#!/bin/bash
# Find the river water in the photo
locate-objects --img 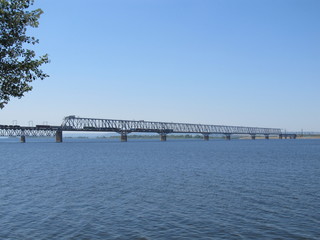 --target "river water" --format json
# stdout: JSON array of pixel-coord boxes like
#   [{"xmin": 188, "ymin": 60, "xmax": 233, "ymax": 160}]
[{"xmin": 0, "ymin": 138, "xmax": 319, "ymax": 239}]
